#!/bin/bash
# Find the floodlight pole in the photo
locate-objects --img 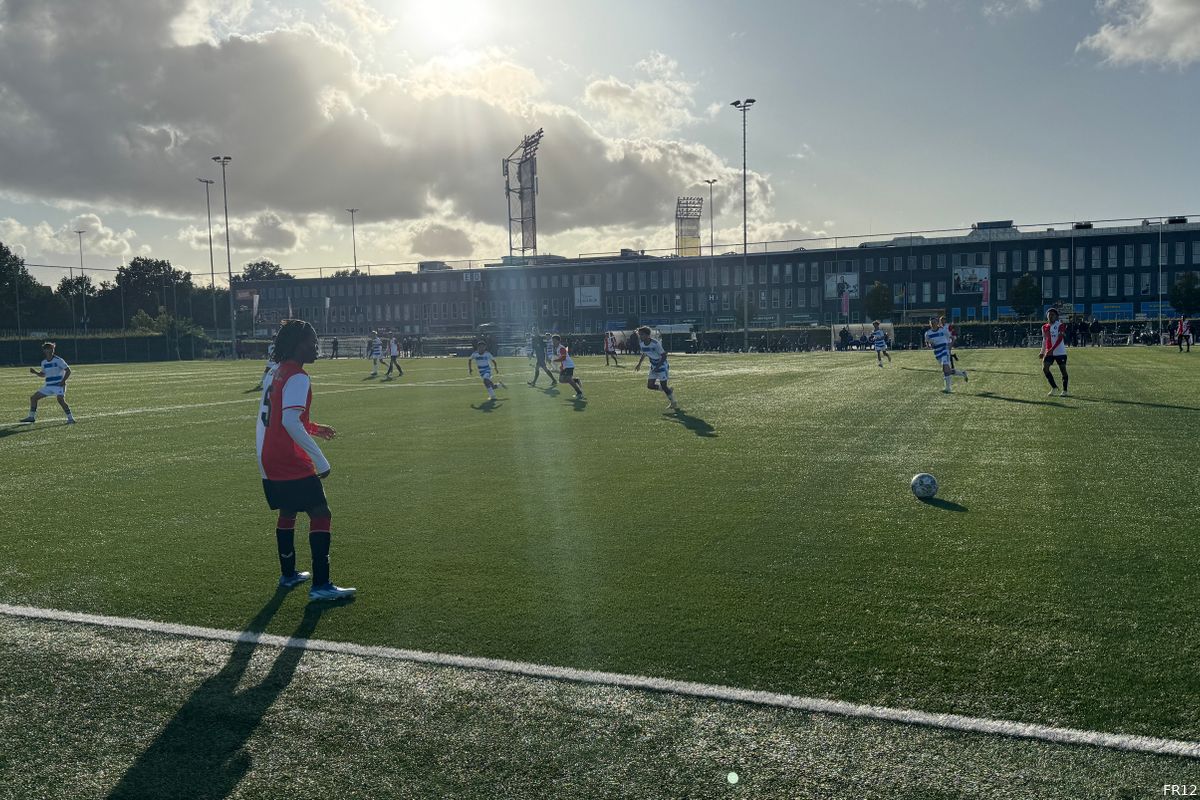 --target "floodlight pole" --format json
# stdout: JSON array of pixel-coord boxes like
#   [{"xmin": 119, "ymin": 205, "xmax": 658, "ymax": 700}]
[
  {"xmin": 703, "ymin": 178, "xmax": 717, "ymax": 337},
  {"xmin": 199, "ymin": 178, "xmax": 217, "ymax": 332},
  {"xmin": 347, "ymin": 208, "xmax": 359, "ymax": 270},
  {"xmin": 731, "ymin": 98, "xmax": 756, "ymax": 352},
  {"xmin": 213, "ymin": 156, "xmax": 236, "ymax": 351},
  {"xmin": 74, "ymin": 229, "xmax": 88, "ymax": 333}
]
